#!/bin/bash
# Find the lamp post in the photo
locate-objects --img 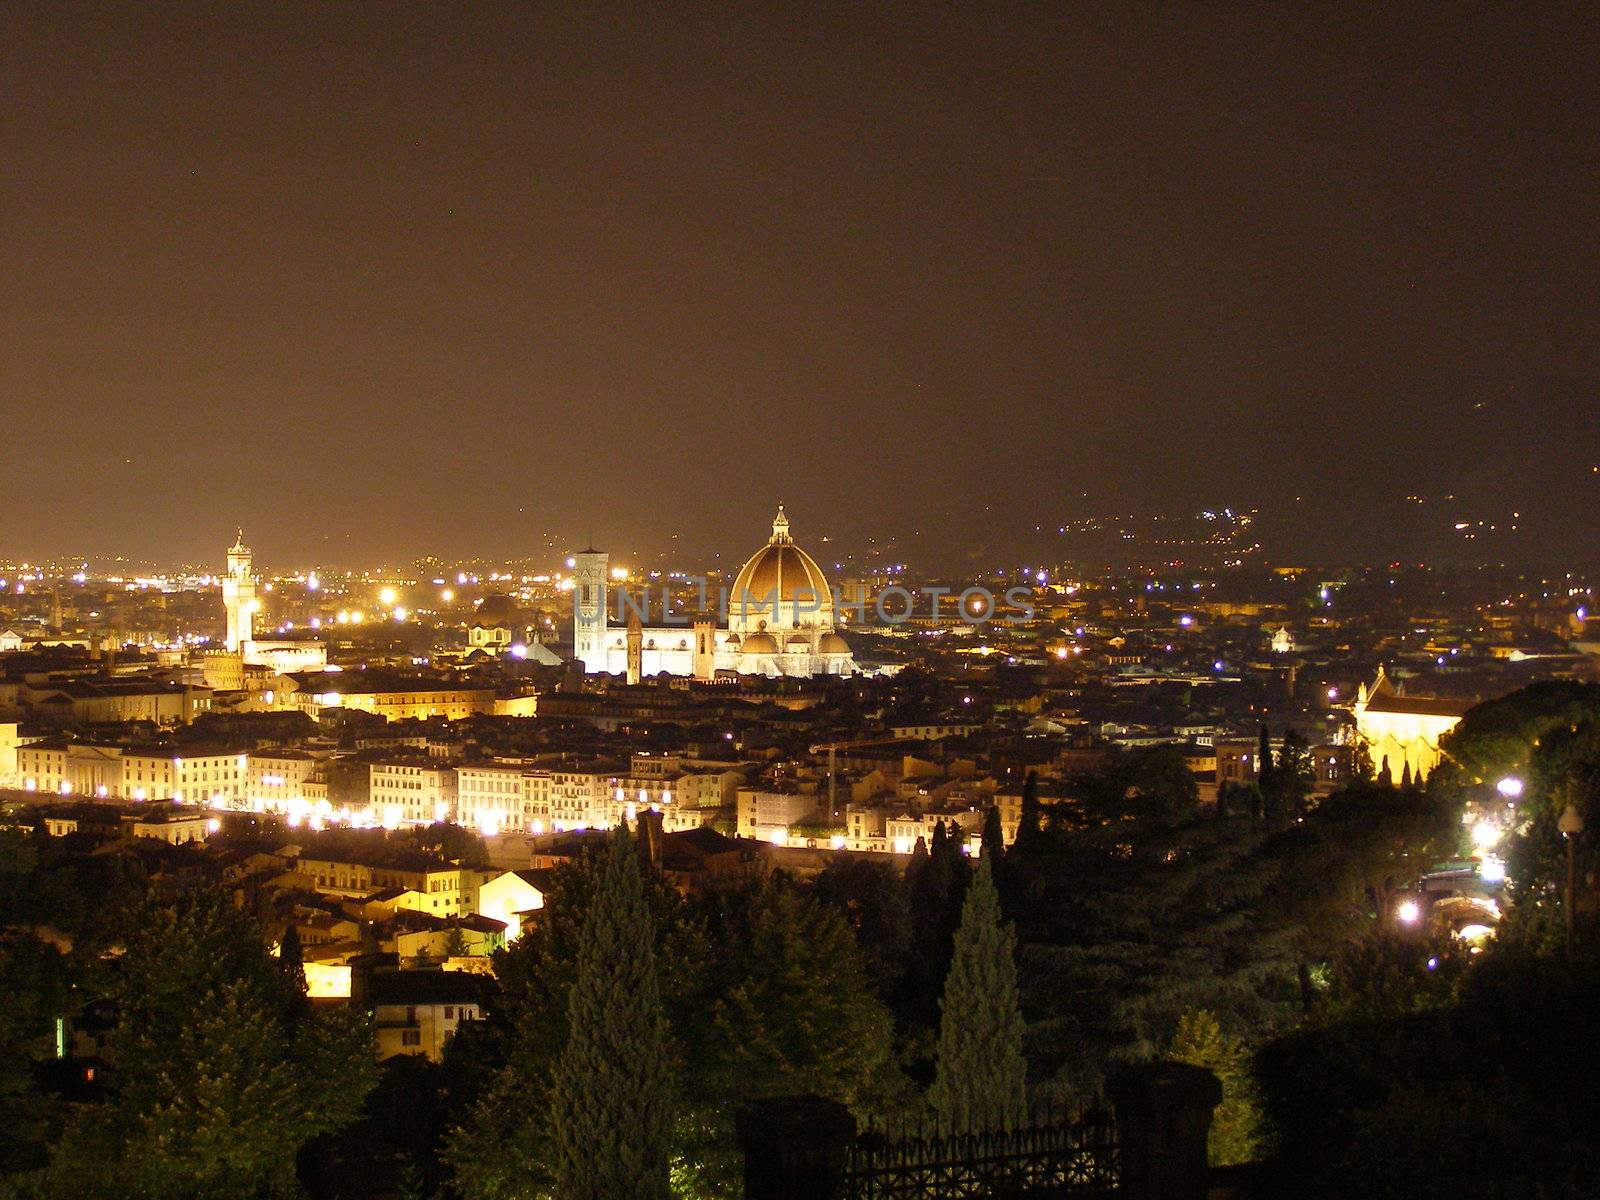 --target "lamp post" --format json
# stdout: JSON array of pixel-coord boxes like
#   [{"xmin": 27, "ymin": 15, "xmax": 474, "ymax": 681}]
[{"xmin": 1558, "ymin": 802, "xmax": 1584, "ymax": 956}]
